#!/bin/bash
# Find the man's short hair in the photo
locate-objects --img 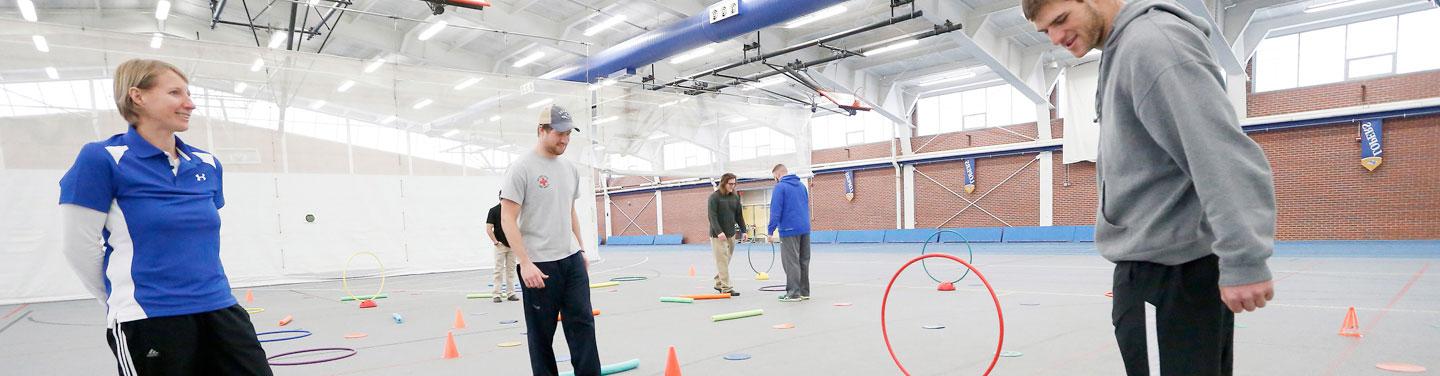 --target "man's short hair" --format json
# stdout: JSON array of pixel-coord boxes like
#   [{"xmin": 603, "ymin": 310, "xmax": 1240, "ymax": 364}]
[
  {"xmin": 772, "ymin": 164, "xmax": 786, "ymax": 173},
  {"xmin": 1022, "ymin": 0, "xmax": 1065, "ymax": 21}
]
